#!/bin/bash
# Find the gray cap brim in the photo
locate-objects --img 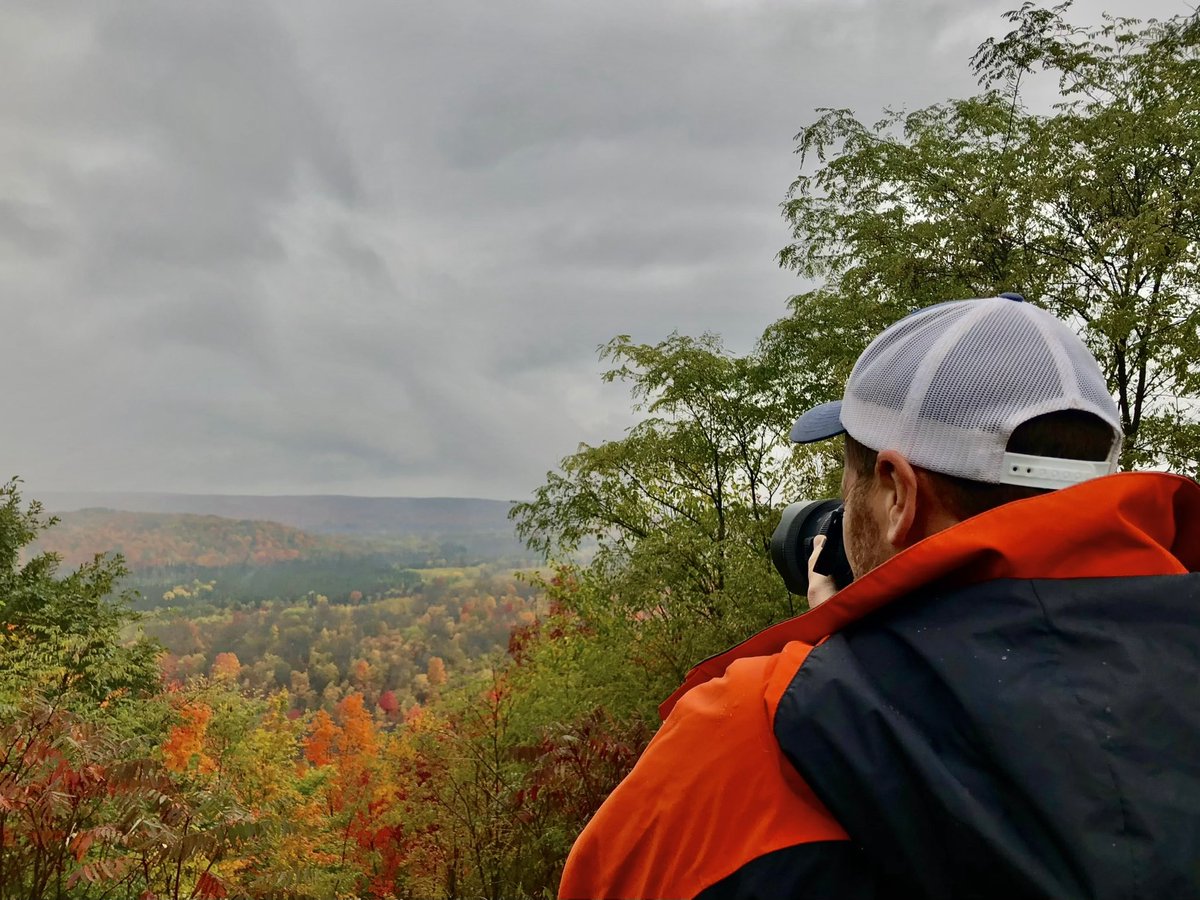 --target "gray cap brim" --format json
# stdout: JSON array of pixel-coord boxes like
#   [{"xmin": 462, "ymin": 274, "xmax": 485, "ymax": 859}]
[{"xmin": 789, "ymin": 400, "xmax": 846, "ymax": 444}]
